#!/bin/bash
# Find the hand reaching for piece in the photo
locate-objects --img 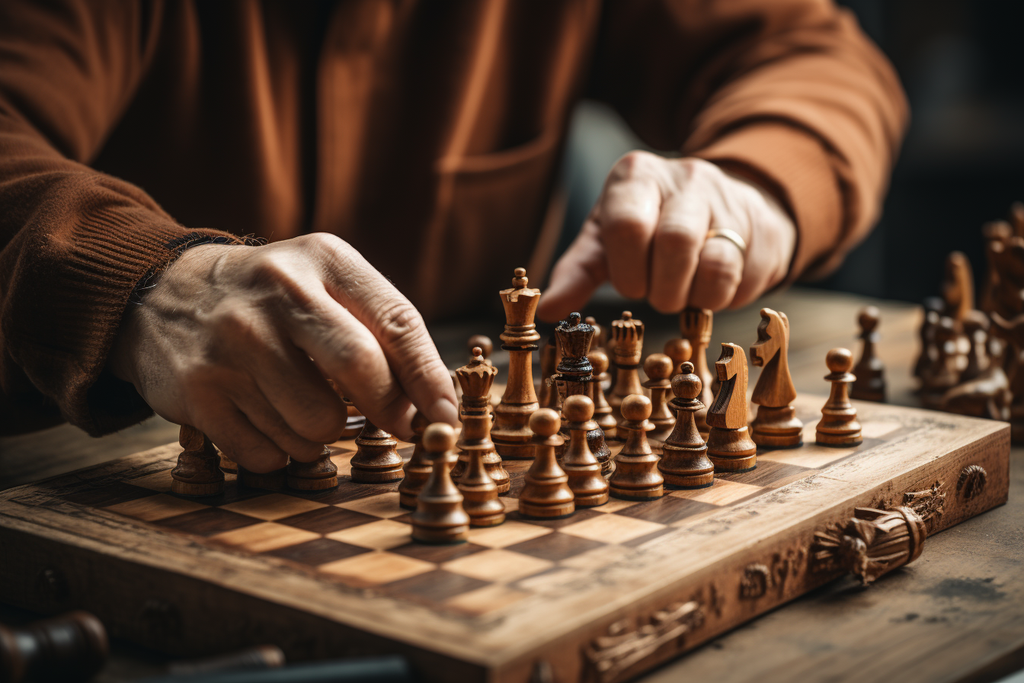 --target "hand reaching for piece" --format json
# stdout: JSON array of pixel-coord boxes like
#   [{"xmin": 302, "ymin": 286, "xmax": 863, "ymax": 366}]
[
  {"xmin": 108, "ymin": 233, "xmax": 459, "ymax": 473},
  {"xmin": 538, "ymin": 154, "xmax": 796, "ymax": 322}
]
